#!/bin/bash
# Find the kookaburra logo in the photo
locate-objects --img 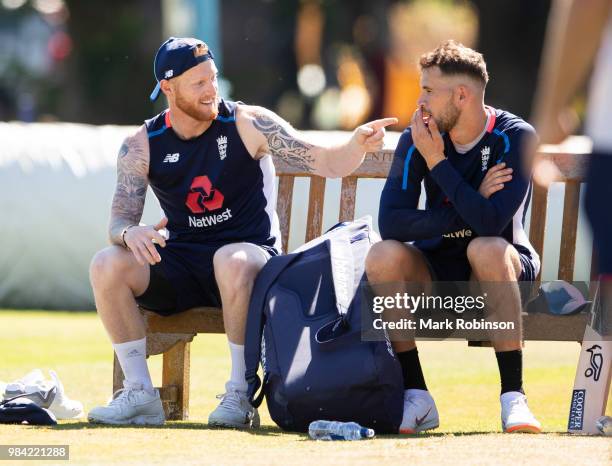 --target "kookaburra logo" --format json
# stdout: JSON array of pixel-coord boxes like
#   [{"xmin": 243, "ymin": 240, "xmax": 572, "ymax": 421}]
[
  {"xmin": 217, "ymin": 135, "xmax": 228, "ymax": 160},
  {"xmin": 481, "ymin": 146, "xmax": 490, "ymax": 171}
]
